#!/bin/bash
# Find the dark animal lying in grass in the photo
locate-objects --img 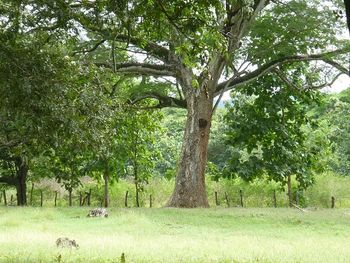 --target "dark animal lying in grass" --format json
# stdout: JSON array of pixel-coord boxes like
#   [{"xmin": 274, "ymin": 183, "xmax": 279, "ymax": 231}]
[
  {"xmin": 56, "ymin": 237, "xmax": 79, "ymax": 249},
  {"xmin": 87, "ymin": 208, "xmax": 108, "ymax": 218}
]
